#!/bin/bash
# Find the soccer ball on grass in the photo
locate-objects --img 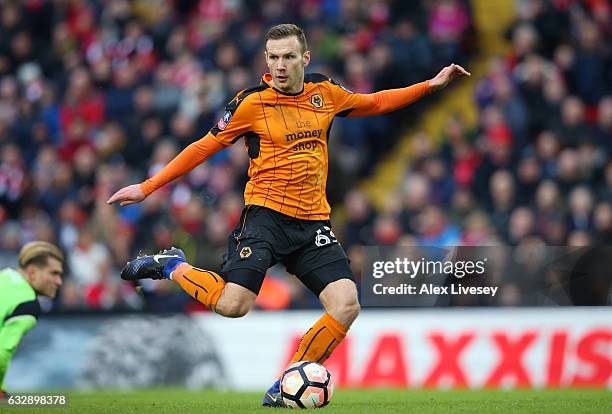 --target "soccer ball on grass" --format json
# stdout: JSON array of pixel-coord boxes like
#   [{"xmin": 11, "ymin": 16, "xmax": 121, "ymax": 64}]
[{"xmin": 280, "ymin": 361, "xmax": 333, "ymax": 408}]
